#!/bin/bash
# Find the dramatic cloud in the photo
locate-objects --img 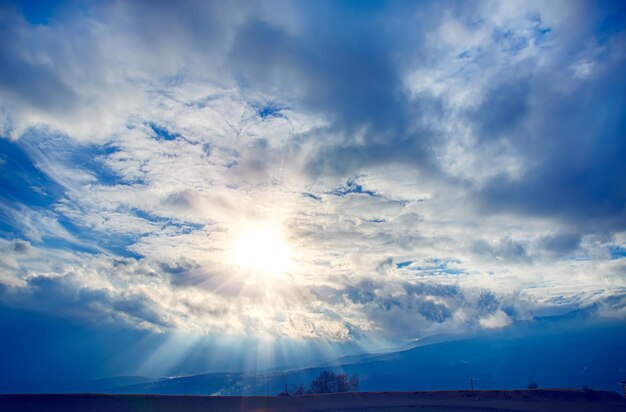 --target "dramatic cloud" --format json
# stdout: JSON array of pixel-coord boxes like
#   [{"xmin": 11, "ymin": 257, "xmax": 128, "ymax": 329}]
[{"xmin": 0, "ymin": 0, "xmax": 625, "ymax": 346}]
